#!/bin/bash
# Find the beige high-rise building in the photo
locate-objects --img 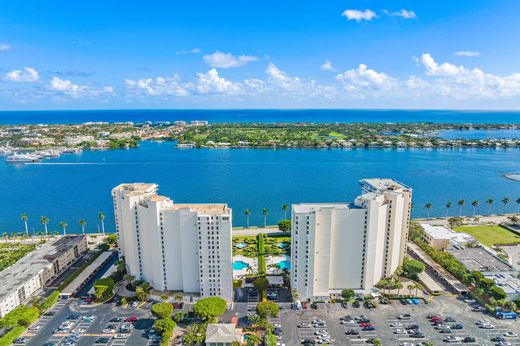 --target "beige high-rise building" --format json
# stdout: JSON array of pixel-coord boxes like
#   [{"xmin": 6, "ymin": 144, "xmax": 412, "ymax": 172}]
[
  {"xmin": 290, "ymin": 178, "xmax": 412, "ymax": 301},
  {"xmin": 112, "ymin": 183, "xmax": 233, "ymax": 302}
]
